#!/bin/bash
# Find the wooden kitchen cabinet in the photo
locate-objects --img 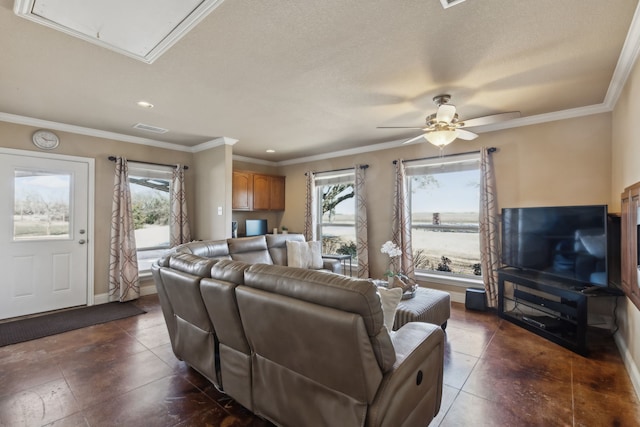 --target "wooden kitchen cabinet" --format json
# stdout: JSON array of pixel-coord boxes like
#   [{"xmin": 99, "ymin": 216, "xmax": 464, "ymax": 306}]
[
  {"xmin": 621, "ymin": 181, "xmax": 640, "ymax": 310},
  {"xmin": 232, "ymin": 171, "xmax": 253, "ymax": 210},
  {"xmin": 232, "ymin": 170, "xmax": 285, "ymax": 211}
]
